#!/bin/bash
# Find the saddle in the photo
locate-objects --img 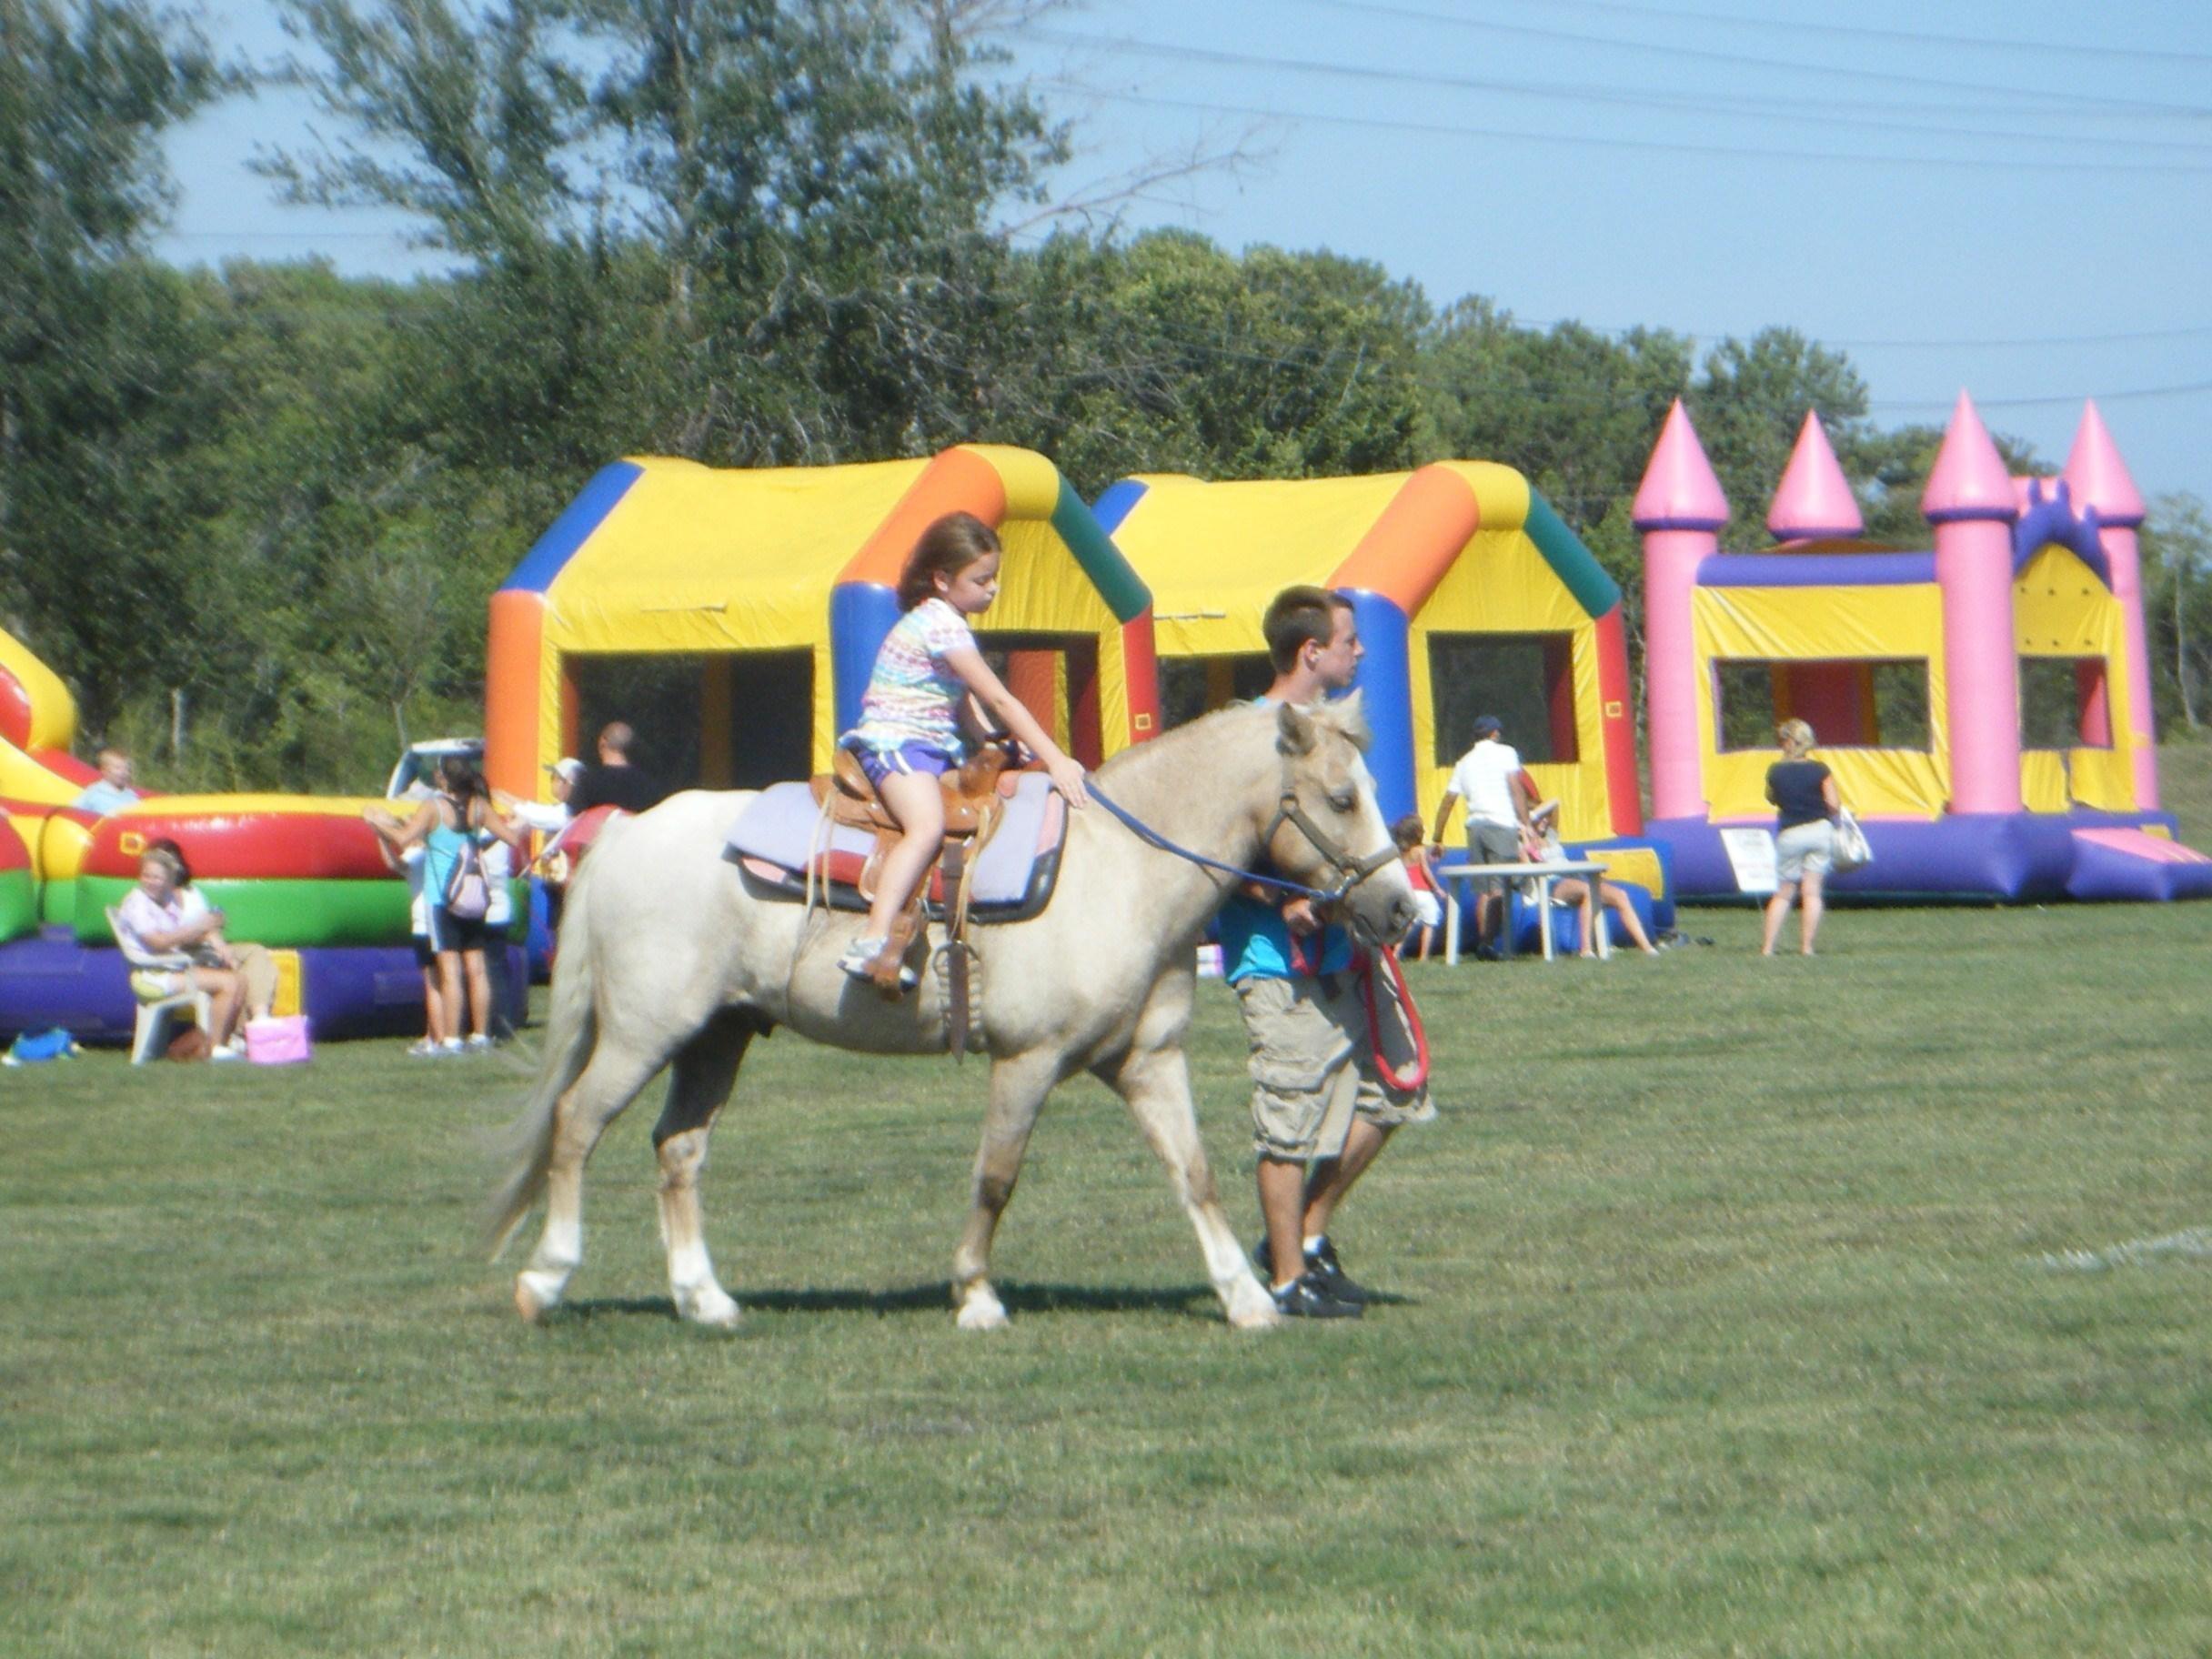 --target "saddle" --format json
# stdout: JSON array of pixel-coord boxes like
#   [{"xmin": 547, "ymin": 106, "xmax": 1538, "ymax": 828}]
[{"xmin": 805, "ymin": 744, "xmax": 1012, "ymax": 1001}]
